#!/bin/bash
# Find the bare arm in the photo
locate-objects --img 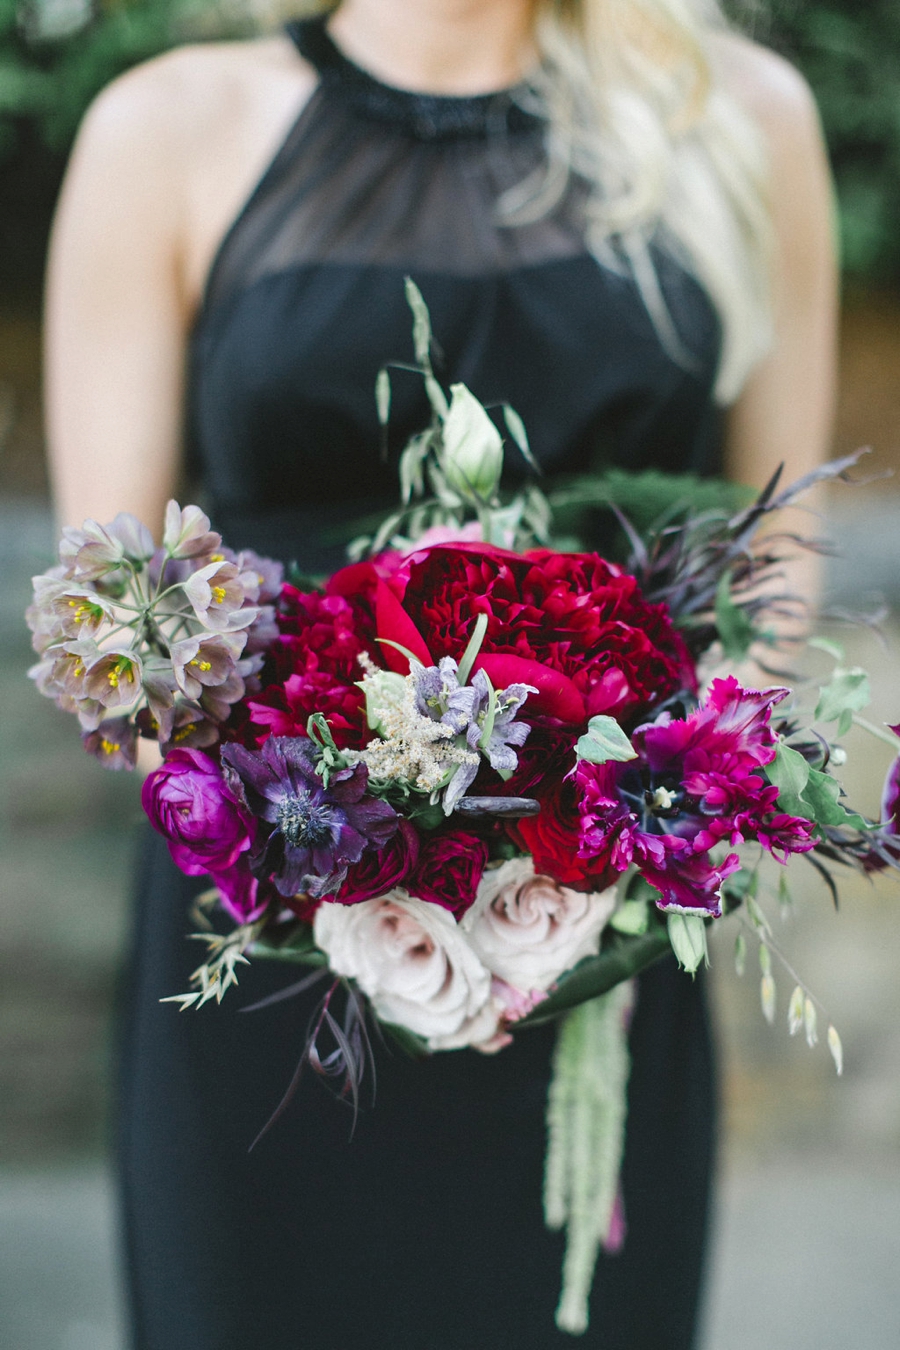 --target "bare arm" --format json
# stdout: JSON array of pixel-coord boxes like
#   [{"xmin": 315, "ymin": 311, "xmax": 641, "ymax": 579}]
[
  {"xmin": 44, "ymin": 39, "xmax": 315, "ymax": 538},
  {"xmin": 719, "ymin": 40, "xmax": 838, "ymax": 494},
  {"xmin": 45, "ymin": 62, "xmax": 190, "ymax": 537}
]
